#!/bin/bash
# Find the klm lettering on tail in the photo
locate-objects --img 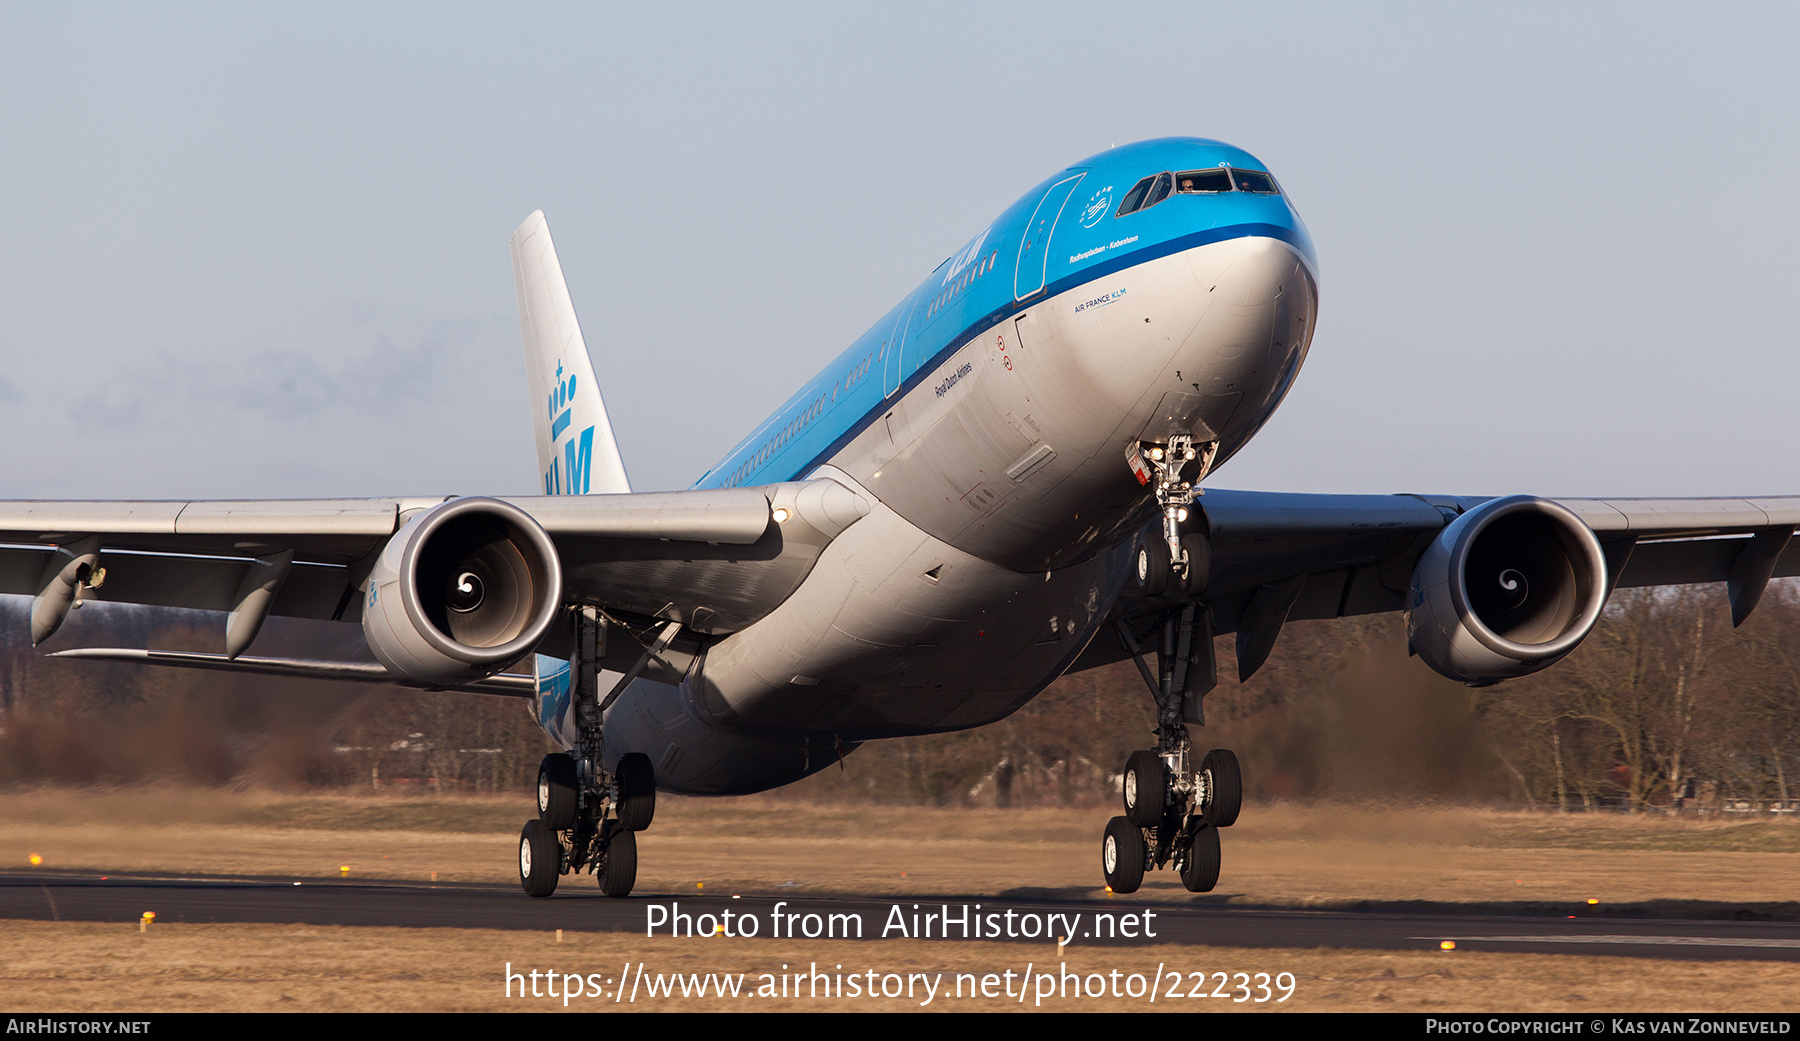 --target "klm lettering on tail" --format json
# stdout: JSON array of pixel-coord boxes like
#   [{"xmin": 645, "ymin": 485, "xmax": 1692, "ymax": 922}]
[
  {"xmin": 544, "ymin": 425, "xmax": 596, "ymax": 494},
  {"xmin": 540, "ymin": 357, "xmax": 597, "ymax": 494}
]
